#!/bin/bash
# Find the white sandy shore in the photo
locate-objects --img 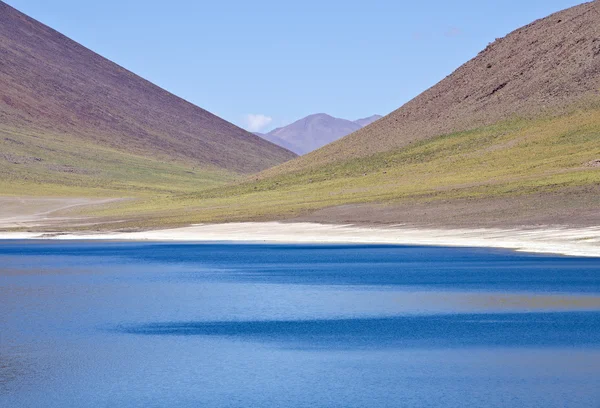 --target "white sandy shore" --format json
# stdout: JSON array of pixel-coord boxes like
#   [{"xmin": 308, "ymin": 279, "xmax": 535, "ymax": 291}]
[{"xmin": 1, "ymin": 222, "xmax": 600, "ymax": 257}]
